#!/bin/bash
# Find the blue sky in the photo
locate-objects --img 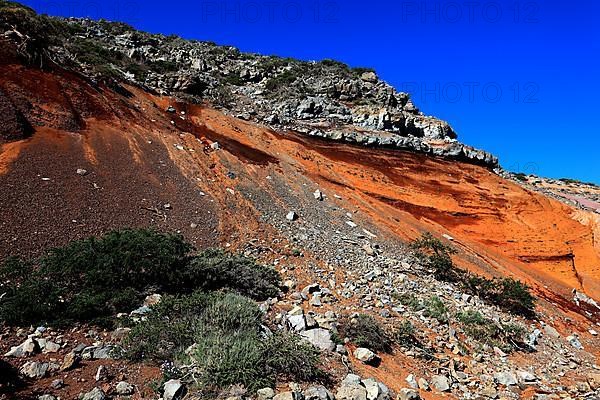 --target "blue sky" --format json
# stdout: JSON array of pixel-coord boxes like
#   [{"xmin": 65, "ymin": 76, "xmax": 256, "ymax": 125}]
[{"xmin": 21, "ymin": 0, "xmax": 600, "ymax": 183}]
